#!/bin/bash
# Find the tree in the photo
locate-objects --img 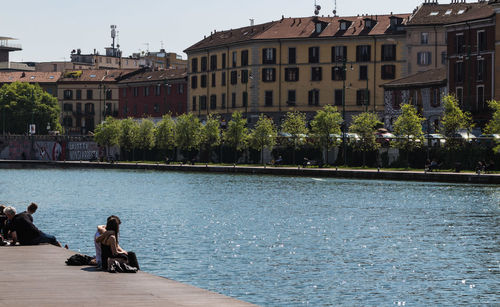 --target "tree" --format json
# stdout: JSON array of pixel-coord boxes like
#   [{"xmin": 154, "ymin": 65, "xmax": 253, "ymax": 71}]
[
  {"xmin": 94, "ymin": 116, "xmax": 120, "ymax": 158},
  {"xmin": 223, "ymin": 111, "xmax": 249, "ymax": 163},
  {"xmin": 249, "ymin": 114, "xmax": 277, "ymax": 164},
  {"xmin": 440, "ymin": 94, "xmax": 474, "ymax": 148},
  {"xmin": 155, "ymin": 114, "xmax": 176, "ymax": 158},
  {"xmin": 484, "ymin": 100, "xmax": 500, "ymax": 153},
  {"xmin": 281, "ymin": 111, "xmax": 309, "ymax": 165},
  {"xmin": 393, "ymin": 103, "xmax": 425, "ymax": 168},
  {"xmin": 175, "ymin": 113, "xmax": 202, "ymax": 160},
  {"xmin": 349, "ymin": 112, "xmax": 381, "ymax": 167},
  {"xmin": 310, "ymin": 105, "xmax": 342, "ymax": 165},
  {"xmin": 135, "ymin": 118, "xmax": 156, "ymax": 159},
  {"xmin": 0, "ymin": 82, "xmax": 61, "ymax": 134},
  {"xmin": 119, "ymin": 118, "xmax": 139, "ymax": 160},
  {"xmin": 201, "ymin": 114, "xmax": 221, "ymax": 163}
]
